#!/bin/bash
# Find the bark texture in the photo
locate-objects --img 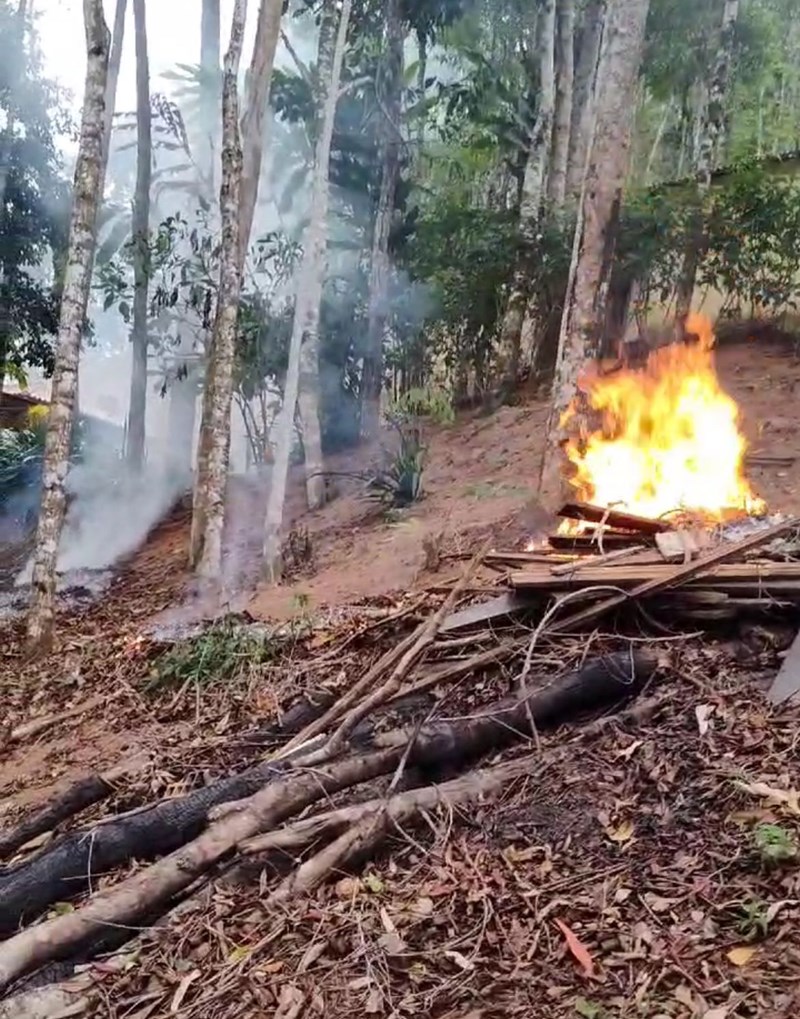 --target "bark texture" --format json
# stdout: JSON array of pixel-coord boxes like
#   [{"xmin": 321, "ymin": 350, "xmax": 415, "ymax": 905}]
[
  {"xmin": 674, "ymin": 0, "xmax": 740, "ymax": 327},
  {"xmin": 548, "ymin": 0, "xmax": 575, "ymax": 207},
  {"xmin": 24, "ymin": 0, "xmax": 111, "ymax": 652},
  {"xmin": 565, "ymin": 0, "xmax": 605, "ymax": 200},
  {"xmin": 189, "ymin": 0, "xmax": 247, "ymax": 579},
  {"xmin": 263, "ymin": 0, "xmax": 353, "ymax": 577},
  {"xmin": 126, "ymin": 0, "xmax": 151, "ymax": 471},
  {"xmin": 540, "ymin": 0, "xmax": 650, "ymax": 506},
  {"xmin": 361, "ymin": 0, "xmax": 404, "ymax": 439},
  {"xmin": 495, "ymin": 0, "xmax": 557, "ymax": 391}
]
